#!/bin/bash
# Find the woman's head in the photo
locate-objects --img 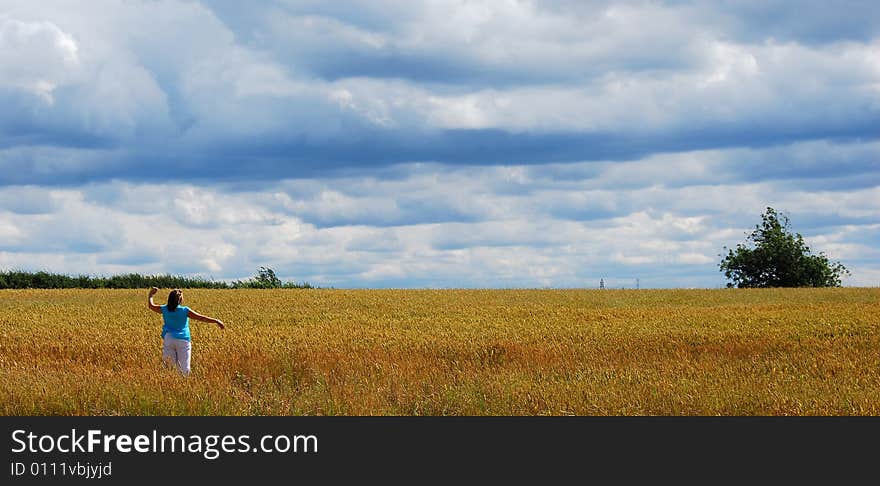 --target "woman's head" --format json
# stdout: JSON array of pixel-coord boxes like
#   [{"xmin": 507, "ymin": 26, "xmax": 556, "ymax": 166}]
[{"xmin": 167, "ymin": 289, "xmax": 183, "ymax": 311}]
